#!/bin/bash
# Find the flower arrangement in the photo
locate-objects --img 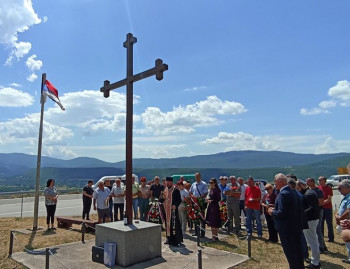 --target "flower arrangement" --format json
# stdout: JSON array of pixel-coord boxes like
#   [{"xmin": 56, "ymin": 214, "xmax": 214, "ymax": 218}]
[
  {"xmin": 146, "ymin": 199, "xmax": 164, "ymax": 223},
  {"xmin": 219, "ymin": 201, "xmax": 227, "ymax": 221},
  {"xmin": 183, "ymin": 194, "xmax": 205, "ymax": 225}
]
